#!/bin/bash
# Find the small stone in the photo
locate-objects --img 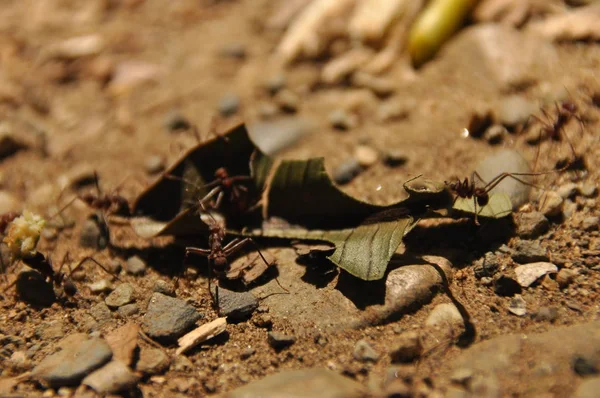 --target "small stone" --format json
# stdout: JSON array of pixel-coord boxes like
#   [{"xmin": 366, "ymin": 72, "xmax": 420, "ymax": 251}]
[
  {"xmin": 148, "ymin": 281, "xmax": 172, "ymax": 298},
  {"xmin": 145, "ymin": 156, "xmax": 165, "ymax": 175},
  {"xmin": 82, "ymin": 360, "xmax": 139, "ymax": 394},
  {"xmin": 579, "ymin": 183, "xmax": 598, "ymax": 198},
  {"xmin": 531, "ymin": 306, "xmax": 559, "ymax": 322},
  {"xmin": 88, "ymin": 279, "xmax": 114, "ymax": 294},
  {"xmin": 240, "ymin": 347, "xmax": 256, "ymax": 359},
  {"xmin": 474, "ymin": 252, "xmax": 501, "ymax": 278},
  {"xmin": 267, "ymin": 332, "xmax": 296, "ymax": 350},
  {"xmin": 215, "ymin": 287, "xmax": 258, "ymax": 321},
  {"xmin": 16, "ymin": 270, "xmax": 56, "ymax": 307},
  {"xmin": 353, "ymin": 340, "xmax": 380, "ymax": 363},
  {"xmin": 511, "ymin": 240, "xmax": 549, "ymax": 263},
  {"xmin": 382, "ymin": 150, "xmax": 408, "ymax": 168},
  {"xmin": 581, "ymin": 216, "xmax": 599, "ymax": 232},
  {"xmin": 264, "ymin": 73, "xmax": 286, "ymax": 95},
  {"xmin": 390, "ymin": 331, "xmax": 422, "ymax": 363},
  {"xmin": 573, "ymin": 354, "xmax": 600, "ymax": 376},
  {"xmin": 89, "ymin": 302, "xmax": 112, "ymax": 322},
  {"xmin": 352, "ymin": 72, "xmax": 395, "ymax": 96},
  {"xmin": 483, "ymin": 124, "xmax": 507, "ymax": 145},
  {"xmin": 275, "ymin": 89, "xmax": 299, "ymax": 113},
  {"xmin": 105, "ymin": 283, "xmax": 135, "ymax": 309},
  {"xmin": 32, "ymin": 334, "xmax": 113, "ymax": 388},
  {"xmin": 514, "ymin": 262, "xmax": 558, "ymax": 287},
  {"xmin": 218, "ymin": 93, "xmax": 241, "ymax": 117},
  {"xmin": 333, "ymin": 158, "xmax": 363, "ymax": 185},
  {"xmin": 376, "ymin": 99, "xmax": 412, "ymax": 122},
  {"xmin": 494, "ymin": 275, "xmax": 522, "ymax": 297},
  {"xmin": 48, "ymin": 35, "xmax": 105, "ymax": 60},
  {"xmin": 467, "ymin": 109, "xmax": 493, "ymax": 138},
  {"xmin": 563, "ymin": 199, "xmax": 578, "ymax": 219},
  {"xmin": 164, "ymin": 111, "xmax": 191, "ymax": 131},
  {"xmin": 328, "ymin": 109, "xmax": 356, "ymax": 130},
  {"xmin": 80, "ymin": 219, "xmax": 107, "ymax": 250},
  {"xmin": 425, "ymin": 303, "xmax": 463, "ymax": 329},
  {"xmin": 573, "ymin": 376, "xmax": 600, "ymax": 398},
  {"xmin": 539, "ymin": 191, "xmax": 563, "ymax": 217},
  {"xmin": 498, "ymin": 95, "xmax": 537, "ymax": 127},
  {"xmin": 172, "ymin": 355, "xmax": 194, "ymax": 372},
  {"xmin": 126, "ymin": 255, "xmax": 146, "ymax": 275},
  {"xmin": 136, "ymin": 347, "xmax": 170, "ymax": 375},
  {"xmin": 253, "ymin": 314, "xmax": 273, "ymax": 329},
  {"xmin": 354, "ymin": 145, "xmax": 378, "ymax": 167},
  {"xmin": 219, "ymin": 43, "xmax": 247, "ymax": 60},
  {"xmin": 142, "ymin": 293, "xmax": 202, "ymax": 343},
  {"xmin": 558, "ymin": 183, "xmax": 579, "ymax": 199},
  {"xmin": 35, "ymin": 321, "xmax": 65, "ymax": 341},
  {"xmin": 507, "ymin": 295, "xmax": 527, "ymax": 316},
  {"xmin": 117, "ymin": 304, "xmax": 139, "ymax": 317},
  {"xmin": 107, "ymin": 260, "xmax": 122, "ymax": 275},
  {"xmin": 9, "ymin": 351, "xmax": 31, "ymax": 371},
  {"xmin": 556, "ymin": 268, "xmax": 578, "ymax": 288},
  {"xmin": 515, "ymin": 212, "xmax": 550, "ymax": 239}
]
